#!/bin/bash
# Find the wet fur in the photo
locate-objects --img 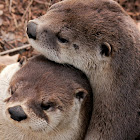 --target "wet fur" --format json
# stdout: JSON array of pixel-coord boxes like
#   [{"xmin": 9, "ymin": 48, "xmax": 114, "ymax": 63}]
[{"xmin": 27, "ymin": 0, "xmax": 140, "ymax": 139}]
